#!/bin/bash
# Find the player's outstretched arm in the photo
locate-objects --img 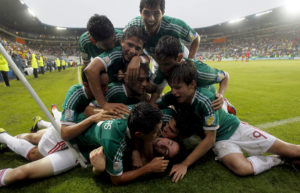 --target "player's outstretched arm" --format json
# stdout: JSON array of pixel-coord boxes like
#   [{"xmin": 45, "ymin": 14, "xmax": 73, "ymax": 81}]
[
  {"xmin": 170, "ymin": 130, "xmax": 216, "ymax": 183},
  {"xmin": 110, "ymin": 157, "xmax": 169, "ymax": 185},
  {"xmin": 188, "ymin": 35, "xmax": 200, "ymax": 59}
]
